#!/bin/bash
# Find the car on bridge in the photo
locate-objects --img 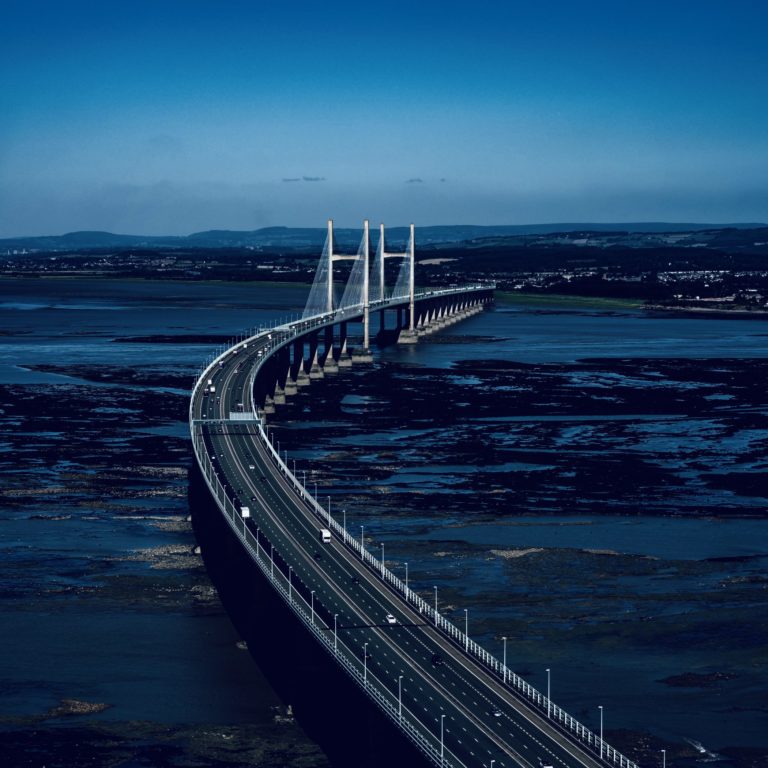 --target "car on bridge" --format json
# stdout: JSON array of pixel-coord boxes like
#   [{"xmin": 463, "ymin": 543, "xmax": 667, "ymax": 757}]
[{"xmin": 385, "ymin": 613, "xmax": 397, "ymax": 625}]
